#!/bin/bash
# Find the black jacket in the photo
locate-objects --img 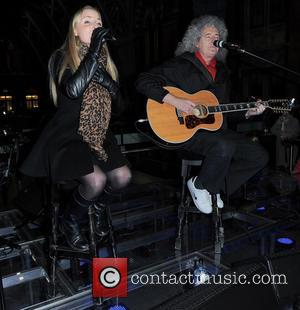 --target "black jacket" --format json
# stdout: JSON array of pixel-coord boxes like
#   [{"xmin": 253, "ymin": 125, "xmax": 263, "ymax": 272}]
[
  {"xmin": 136, "ymin": 52, "xmax": 230, "ymax": 105},
  {"xmin": 20, "ymin": 49, "xmax": 118, "ymax": 181}
]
